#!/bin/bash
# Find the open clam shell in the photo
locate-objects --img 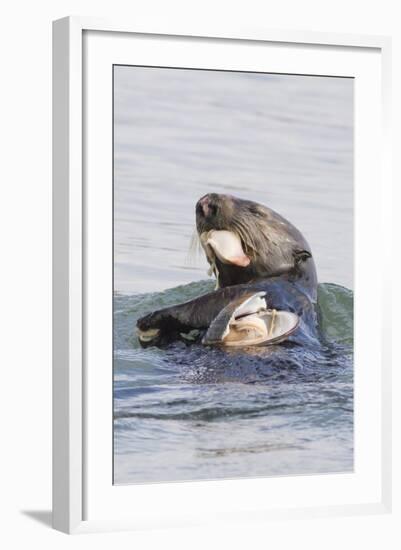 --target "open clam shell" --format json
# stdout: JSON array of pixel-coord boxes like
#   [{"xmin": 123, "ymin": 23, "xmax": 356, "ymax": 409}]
[
  {"xmin": 202, "ymin": 292, "xmax": 299, "ymax": 347},
  {"xmin": 223, "ymin": 309, "xmax": 299, "ymax": 347}
]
